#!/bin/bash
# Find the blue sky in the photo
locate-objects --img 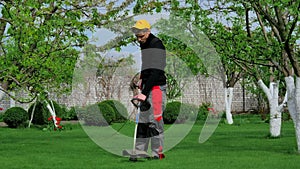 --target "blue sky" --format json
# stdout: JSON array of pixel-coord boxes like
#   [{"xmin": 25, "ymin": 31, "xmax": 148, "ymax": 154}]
[{"xmin": 87, "ymin": 13, "xmax": 170, "ymax": 70}]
